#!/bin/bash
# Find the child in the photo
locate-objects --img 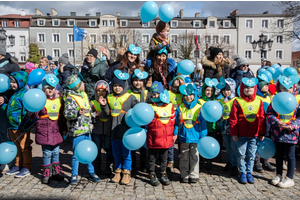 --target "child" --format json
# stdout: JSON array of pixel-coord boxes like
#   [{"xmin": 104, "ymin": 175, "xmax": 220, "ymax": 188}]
[
  {"xmin": 230, "ymin": 77, "xmax": 266, "ymax": 184},
  {"xmin": 90, "ymin": 80, "xmax": 113, "ymax": 175},
  {"xmin": 34, "ymin": 74, "xmax": 67, "ymax": 184},
  {"xmin": 0, "ymin": 71, "xmax": 34, "ymax": 177},
  {"xmin": 99, "ymin": 74, "xmax": 139, "ymax": 185},
  {"xmin": 267, "ymin": 75, "xmax": 300, "ymax": 188},
  {"xmin": 216, "ymin": 77, "xmax": 239, "ymax": 176},
  {"xmin": 146, "ymin": 81, "xmax": 176, "ymax": 186},
  {"xmin": 64, "ymin": 75, "xmax": 101, "ymax": 185},
  {"xmin": 175, "ymin": 83, "xmax": 207, "ymax": 183}
]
